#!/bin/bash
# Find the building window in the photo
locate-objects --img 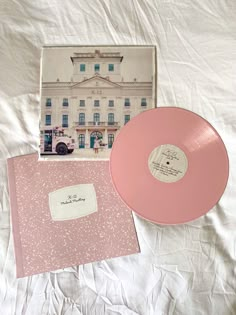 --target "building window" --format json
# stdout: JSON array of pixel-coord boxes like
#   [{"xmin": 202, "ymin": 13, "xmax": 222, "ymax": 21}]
[
  {"xmin": 80, "ymin": 100, "xmax": 85, "ymax": 107},
  {"xmin": 124, "ymin": 98, "xmax": 130, "ymax": 107},
  {"xmin": 108, "ymin": 134, "xmax": 114, "ymax": 148},
  {"xmin": 93, "ymin": 113, "xmax": 100, "ymax": 125},
  {"xmin": 62, "ymin": 115, "xmax": 68, "ymax": 127},
  {"xmin": 79, "ymin": 113, "xmax": 85, "ymax": 125},
  {"xmin": 62, "ymin": 98, "xmax": 69, "ymax": 107},
  {"xmin": 94, "ymin": 64, "xmax": 100, "ymax": 72},
  {"xmin": 141, "ymin": 98, "xmax": 147, "ymax": 106},
  {"xmin": 45, "ymin": 115, "xmax": 51, "ymax": 126},
  {"xmin": 108, "ymin": 113, "xmax": 114, "ymax": 125},
  {"xmin": 46, "ymin": 98, "xmax": 51, "ymax": 107},
  {"xmin": 94, "ymin": 100, "xmax": 100, "ymax": 107},
  {"xmin": 124, "ymin": 115, "xmax": 130, "ymax": 125},
  {"xmin": 79, "ymin": 134, "xmax": 85, "ymax": 148},
  {"xmin": 108, "ymin": 64, "xmax": 114, "ymax": 71},
  {"xmin": 108, "ymin": 100, "xmax": 114, "ymax": 107},
  {"xmin": 80, "ymin": 64, "xmax": 86, "ymax": 72}
]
